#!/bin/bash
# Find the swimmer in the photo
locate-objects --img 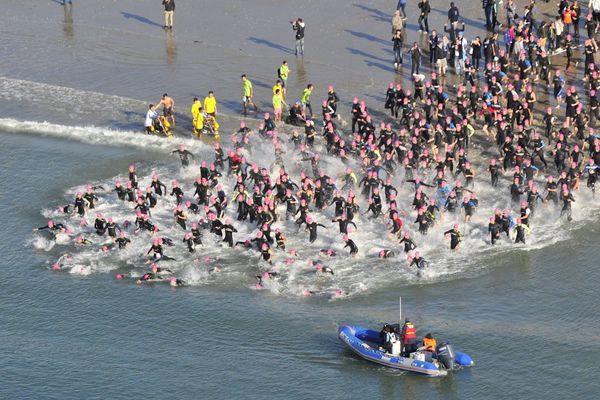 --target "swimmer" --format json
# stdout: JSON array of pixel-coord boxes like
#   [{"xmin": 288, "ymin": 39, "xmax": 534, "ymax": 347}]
[
  {"xmin": 75, "ymin": 235, "xmax": 92, "ymax": 245},
  {"xmin": 52, "ymin": 253, "xmax": 72, "ymax": 270},
  {"xmin": 320, "ymin": 248, "xmax": 337, "ymax": 257},
  {"xmin": 34, "ymin": 219, "xmax": 67, "ymax": 233},
  {"xmin": 315, "ymin": 263, "xmax": 334, "ymax": 275},
  {"xmin": 261, "ymin": 271, "xmax": 280, "ymax": 280},
  {"xmin": 183, "ymin": 233, "xmax": 195, "ymax": 253},
  {"xmin": 343, "ymin": 234, "xmax": 359, "ymax": 256},
  {"xmin": 136, "ymin": 272, "xmax": 161, "ymax": 284},
  {"xmin": 443, "ymin": 224, "xmax": 462, "ymax": 250},
  {"xmin": 512, "ymin": 218, "xmax": 531, "ymax": 244},
  {"xmin": 73, "ymin": 192, "xmax": 88, "ymax": 216},
  {"xmin": 222, "ymin": 219, "xmax": 237, "ymax": 247},
  {"xmin": 94, "ymin": 213, "xmax": 107, "ymax": 236},
  {"xmin": 260, "ymin": 243, "xmax": 274, "ymax": 264},
  {"xmin": 275, "ymin": 228, "xmax": 287, "ymax": 250},
  {"xmin": 399, "ymin": 231, "xmax": 417, "ymax": 252},
  {"xmin": 151, "ymin": 175, "xmax": 167, "ymax": 196},
  {"xmin": 488, "ymin": 217, "xmax": 501, "ymax": 245},
  {"xmin": 379, "ymin": 249, "xmax": 395, "ymax": 258},
  {"xmin": 408, "ymin": 251, "xmax": 428, "ymax": 270},
  {"xmin": 172, "ymin": 144, "xmax": 195, "ymax": 167},
  {"xmin": 304, "ymin": 216, "xmax": 327, "ymax": 243},
  {"xmin": 106, "ymin": 218, "xmax": 121, "ymax": 238},
  {"xmin": 83, "ymin": 185, "xmax": 99, "ymax": 209},
  {"xmin": 115, "ymin": 232, "xmax": 131, "ymax": 249},
  {"xmin": 170, "ymin": 277, "xmax": 186, "ymax": 287},
  {"xmin": 150, "ymin": 264, "xmax": 173, "ymax": 276}
]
